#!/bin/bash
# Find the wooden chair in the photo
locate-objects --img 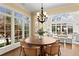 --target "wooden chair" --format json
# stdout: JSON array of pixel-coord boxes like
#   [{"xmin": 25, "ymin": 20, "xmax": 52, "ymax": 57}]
[
  {"xmin": 19, "ymin": 39, "xmax": 40, "ymax": 56},
  {"xmin": 24, "ymin": 46, "xmax": 40, "ymax": 56},
  {"xmin": 45, "ymin": 40, "xmax": 61, "ymax": 56}
]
